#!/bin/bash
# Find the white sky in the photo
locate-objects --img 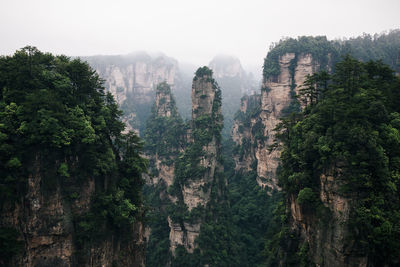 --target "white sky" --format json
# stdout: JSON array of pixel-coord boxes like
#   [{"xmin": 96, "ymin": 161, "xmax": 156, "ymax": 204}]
[{"xmin": 1, "ymin": 0, "xmax": 399, "ymax": 72}]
